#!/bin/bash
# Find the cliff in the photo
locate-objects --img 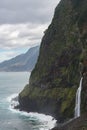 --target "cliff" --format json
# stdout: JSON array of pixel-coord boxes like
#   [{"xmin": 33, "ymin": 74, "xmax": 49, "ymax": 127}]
[
  {"xmin": 52, "ymin": 73, "xmax": 87, "ymax": 130},
  {"xmin": 18, "ymin": 0, "xmax": 87, "ymax": 123}
]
